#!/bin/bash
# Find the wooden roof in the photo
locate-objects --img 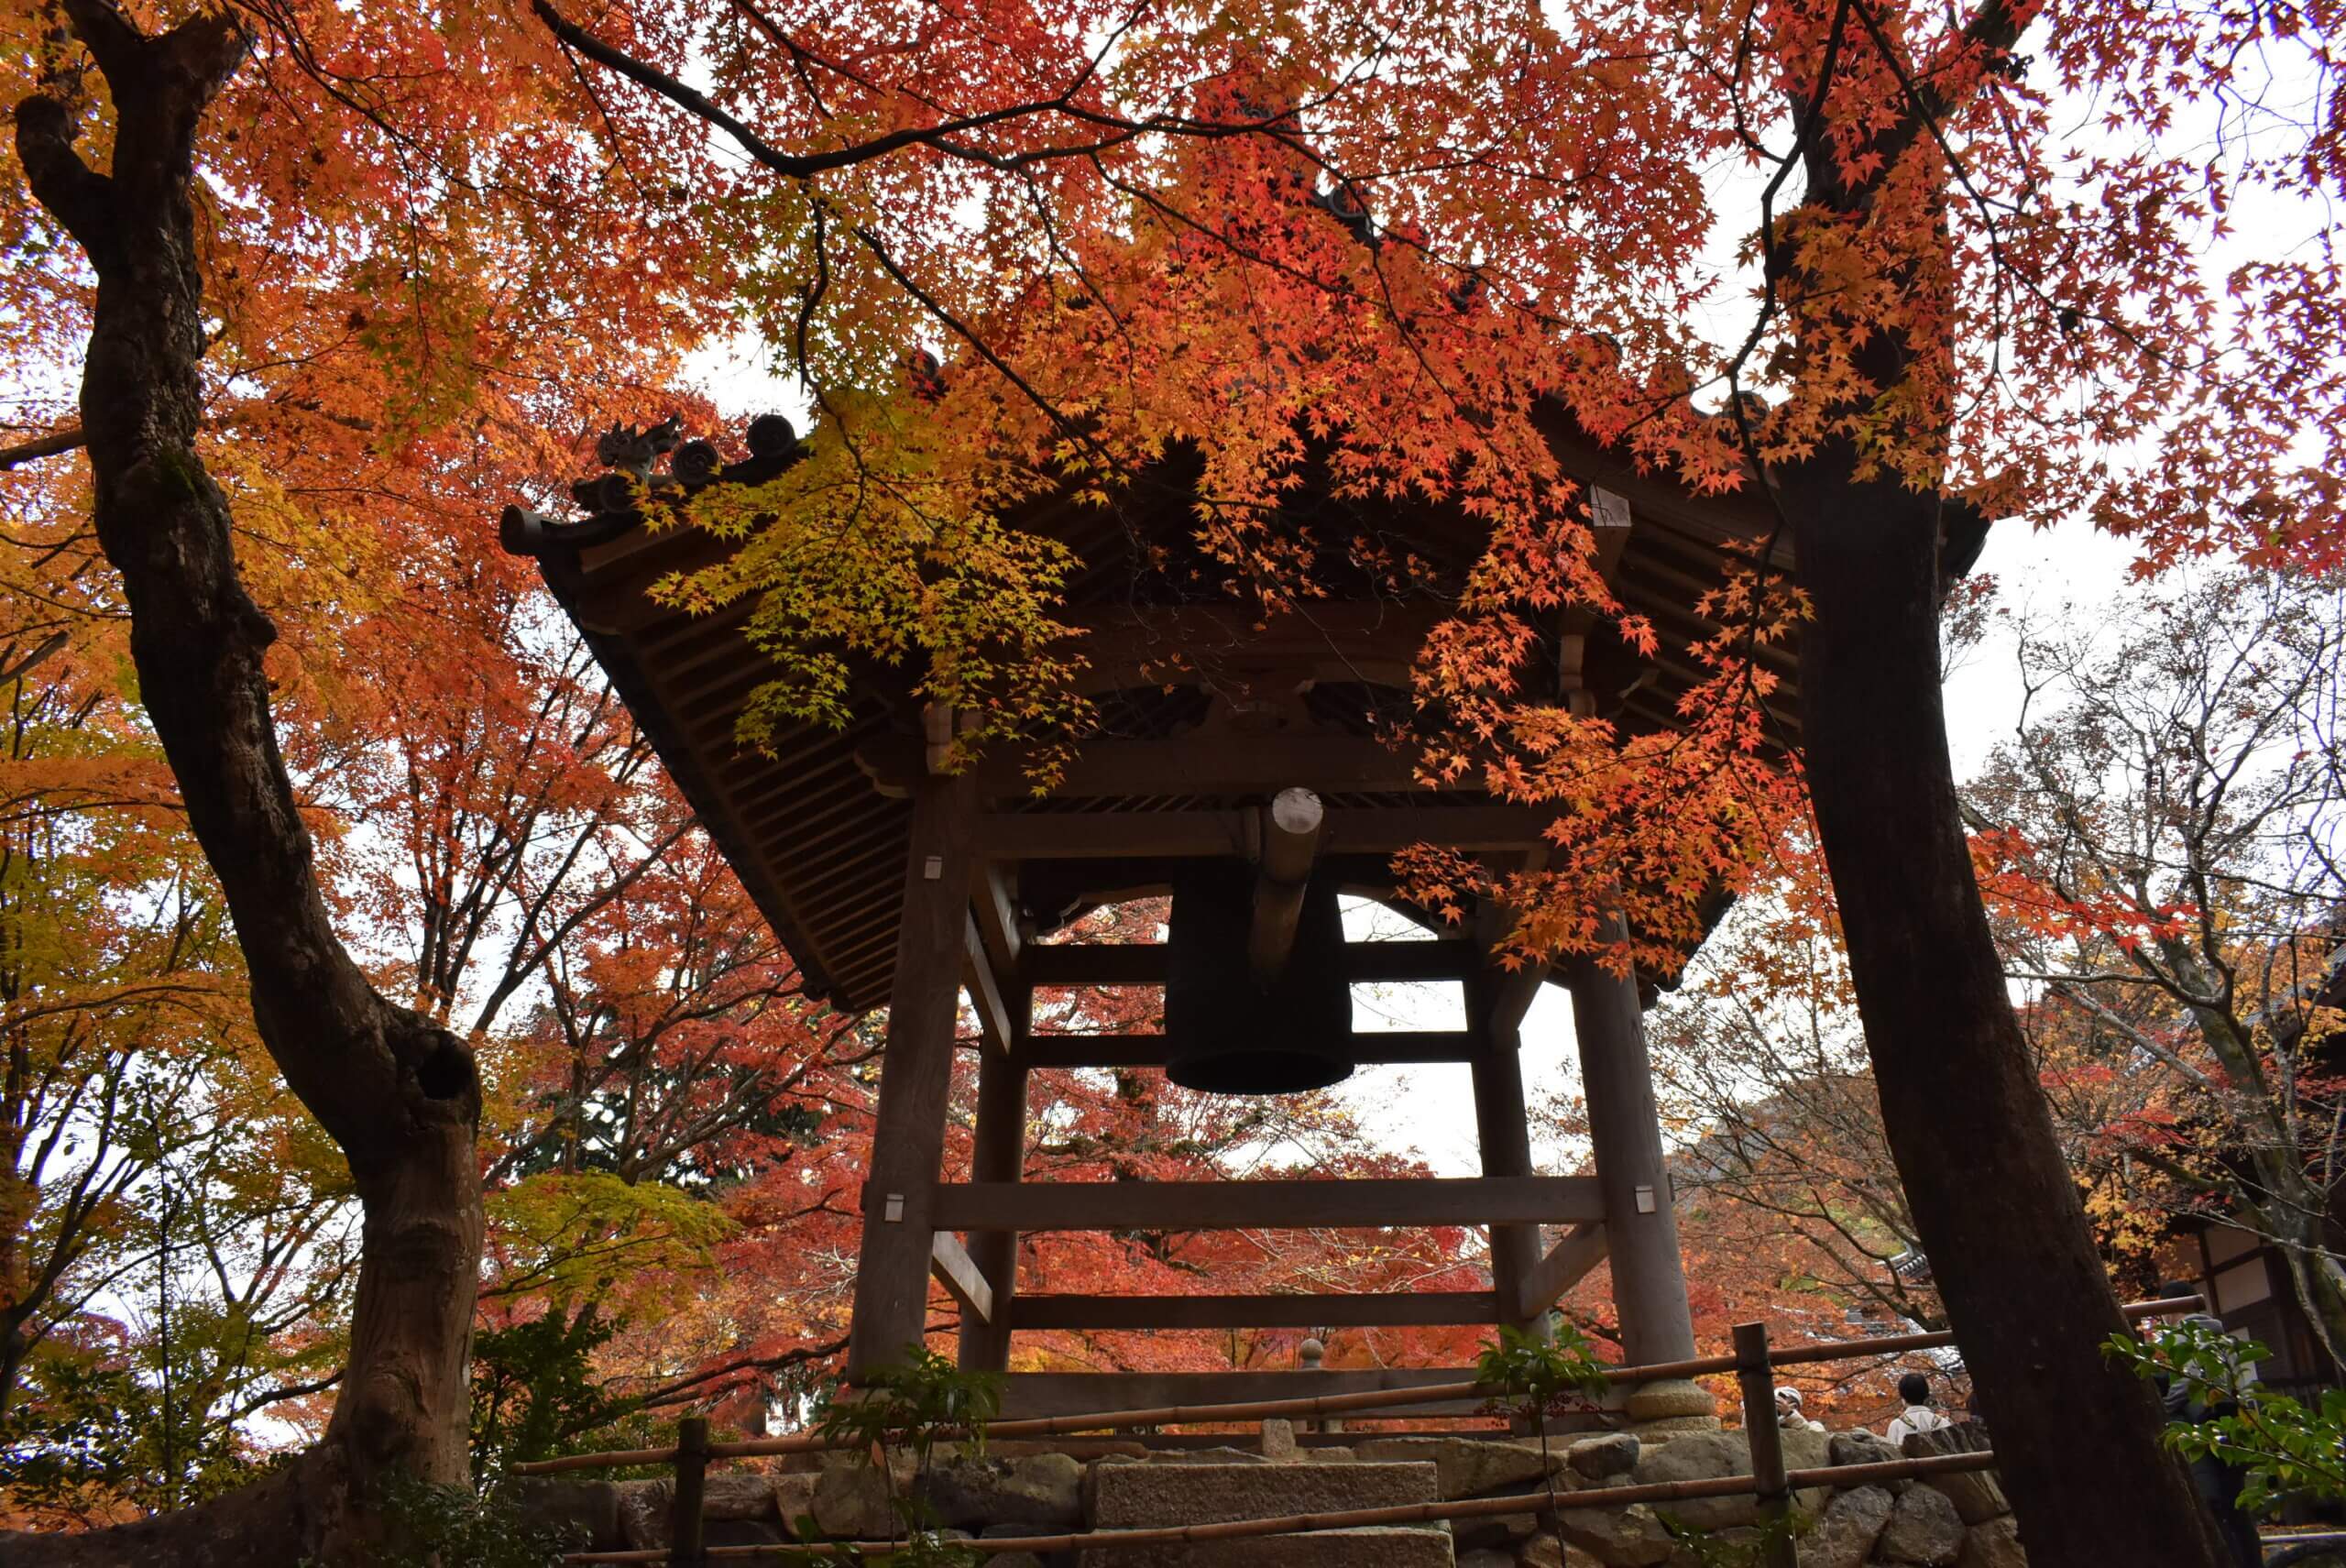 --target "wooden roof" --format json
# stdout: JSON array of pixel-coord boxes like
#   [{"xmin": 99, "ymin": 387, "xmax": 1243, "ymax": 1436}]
[{"xmin": 503, "ymin": 407, "xmax": 1799, "ymax": 1014}]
